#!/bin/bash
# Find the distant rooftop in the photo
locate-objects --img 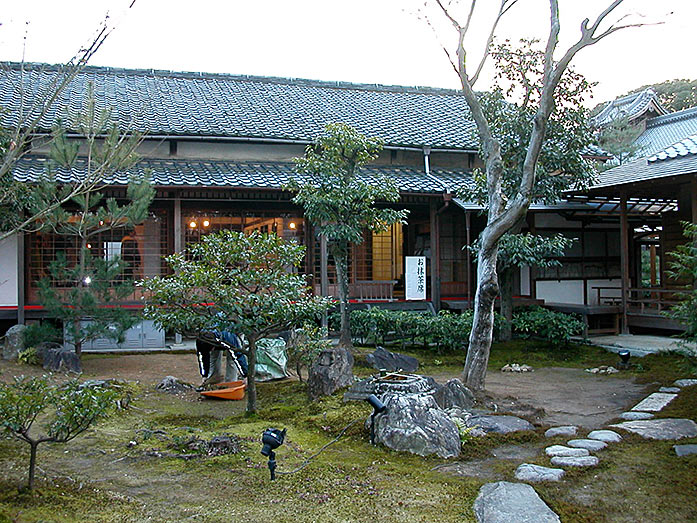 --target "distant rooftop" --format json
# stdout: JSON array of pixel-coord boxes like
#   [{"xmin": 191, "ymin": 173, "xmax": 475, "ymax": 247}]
[
  {"xmin": 591, "ymin": 88, "xmax": 667, "ymax": 128},
  {"xmin": 636, "ymin": 107, "xmax": 697, "ymax": 157},
  {"xmin": 0, "ymin": 62, "xmax": 478, "ymax": 151}
]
